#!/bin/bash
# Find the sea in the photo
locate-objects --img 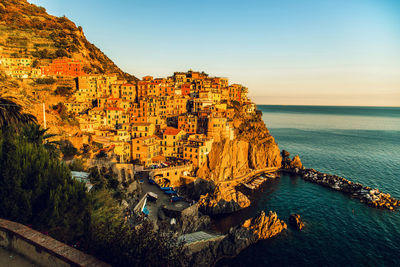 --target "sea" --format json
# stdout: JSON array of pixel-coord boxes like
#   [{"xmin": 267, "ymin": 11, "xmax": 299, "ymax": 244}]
[{"xmin": 217, "ymin": 105, "xmax": 400, "ymax": 267}]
